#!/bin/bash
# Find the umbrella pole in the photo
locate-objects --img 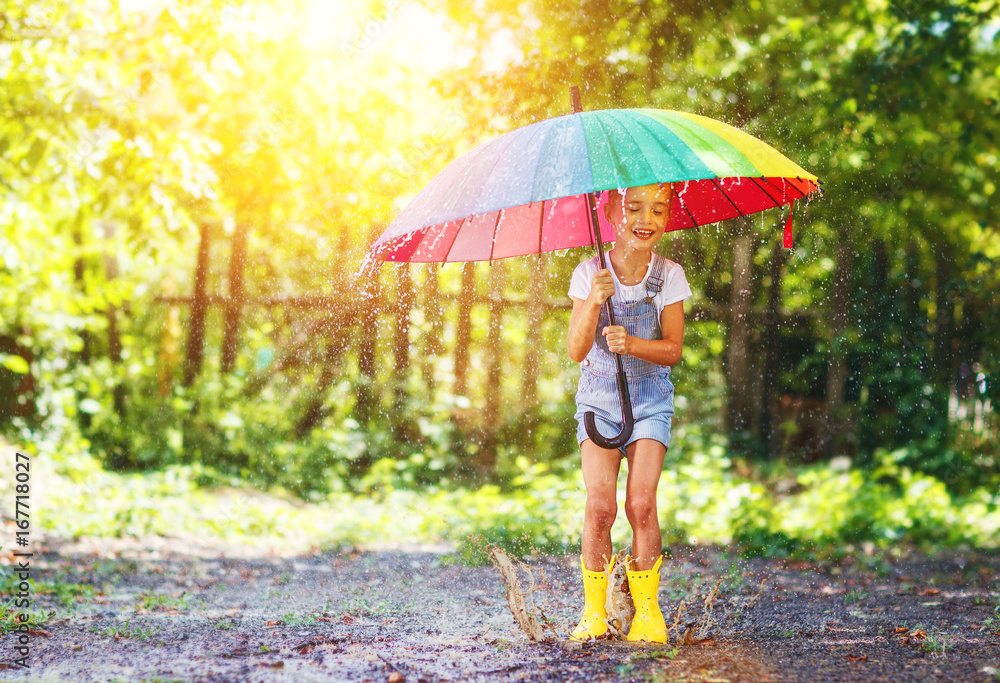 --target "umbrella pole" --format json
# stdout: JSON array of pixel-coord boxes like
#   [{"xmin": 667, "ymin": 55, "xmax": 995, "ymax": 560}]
[{"xmin": 583, "ymin": 191, "xmax": 634, "ymax": 450}]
